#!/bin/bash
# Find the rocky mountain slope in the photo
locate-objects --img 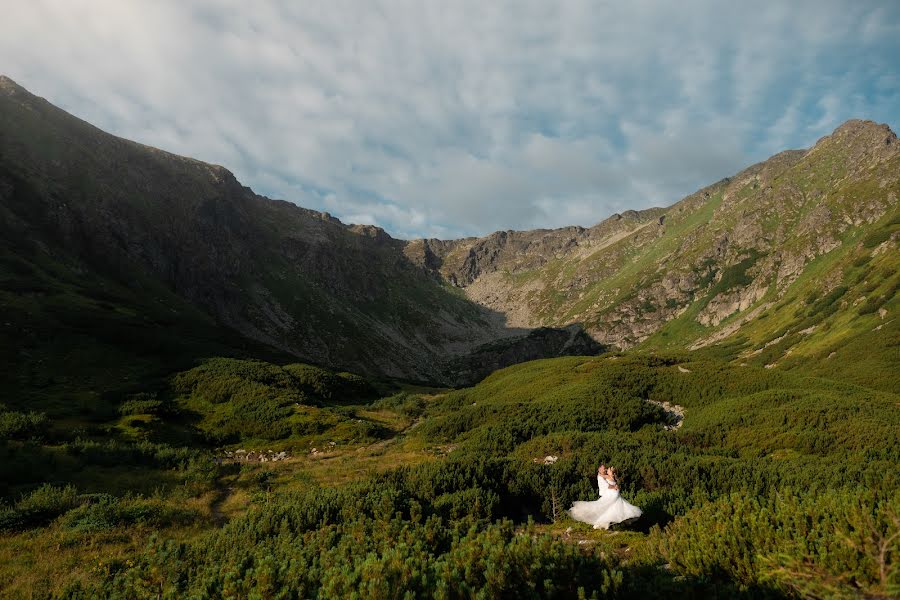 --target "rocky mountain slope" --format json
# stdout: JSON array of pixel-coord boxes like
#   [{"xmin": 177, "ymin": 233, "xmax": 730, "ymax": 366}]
[
  {"xmin": 1, "ymin": 75, "xmax": 896, "ymax": 389},
  {"xmin": 0, "ymin": 76, "xmax": 594, "ymax": 387},
  {"xmin": 408, "ymin": 120, "xmax": 899, "ymax": 388}
]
